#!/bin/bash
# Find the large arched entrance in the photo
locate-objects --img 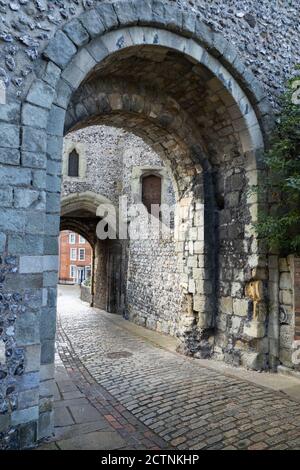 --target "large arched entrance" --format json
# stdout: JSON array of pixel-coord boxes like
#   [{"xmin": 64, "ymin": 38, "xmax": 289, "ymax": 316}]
[{"xmin": 0, "ymin": 2, "xmax": 273, "ymax": 448}]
